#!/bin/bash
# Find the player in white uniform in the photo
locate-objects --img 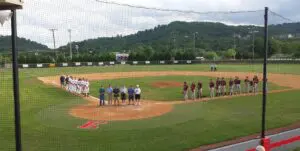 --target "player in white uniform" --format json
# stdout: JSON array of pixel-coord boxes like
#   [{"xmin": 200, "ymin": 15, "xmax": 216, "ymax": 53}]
[
  {"xmin": 83, "ymin": 79, "xmax": 90, "ymax": 97},
  {"xmin": 67, "ymin": 76, "xmax": 73, "ymax": 92},
  {"xmin": 134, "ymin": 85, "xmax": 142, "ymax": 105}
]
